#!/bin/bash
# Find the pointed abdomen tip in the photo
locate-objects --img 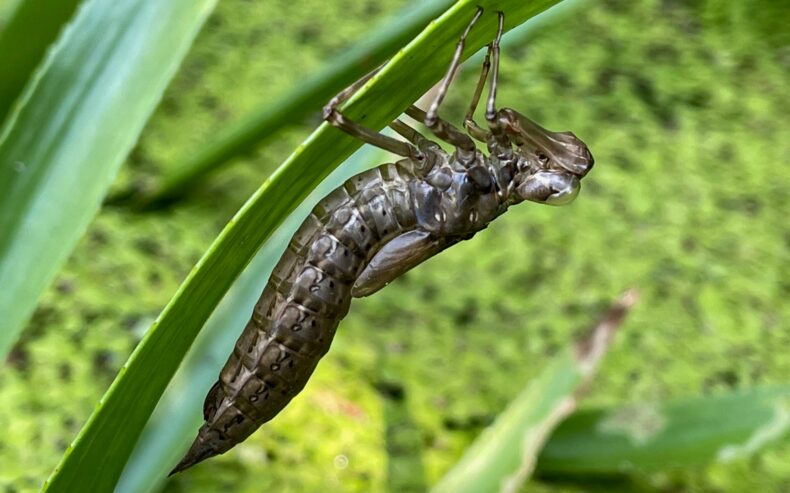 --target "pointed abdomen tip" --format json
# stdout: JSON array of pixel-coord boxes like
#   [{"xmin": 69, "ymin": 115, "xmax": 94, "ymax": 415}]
[{"xmin": 169, "ymin": 435, "xmax": 219, "ymax": 476}]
